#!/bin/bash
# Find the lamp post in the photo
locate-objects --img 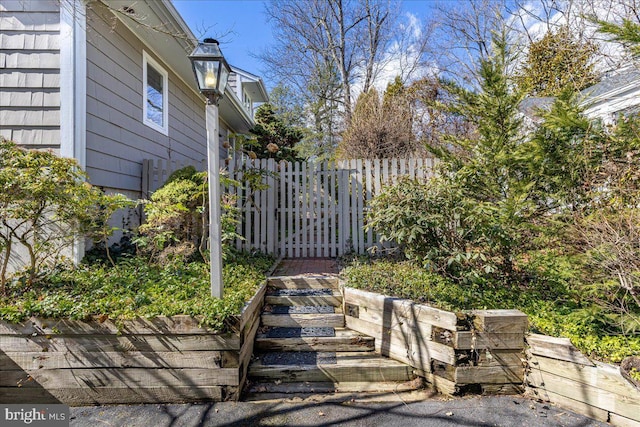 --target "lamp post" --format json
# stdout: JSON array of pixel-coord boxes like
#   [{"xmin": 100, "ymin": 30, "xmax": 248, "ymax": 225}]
[{"xmin": 189, "ymin": 38, "xmax": 231, "ymax": 298}]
